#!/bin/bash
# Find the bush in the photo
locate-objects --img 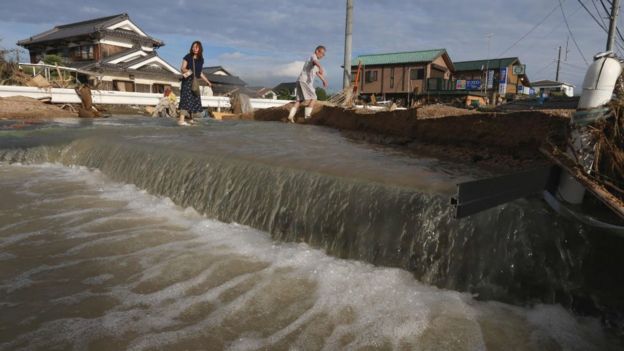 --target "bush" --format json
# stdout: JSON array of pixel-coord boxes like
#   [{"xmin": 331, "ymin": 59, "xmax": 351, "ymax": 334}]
[{"xmin": 43, "ymin": 54, "xmax": 64, "ymax": 66}]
